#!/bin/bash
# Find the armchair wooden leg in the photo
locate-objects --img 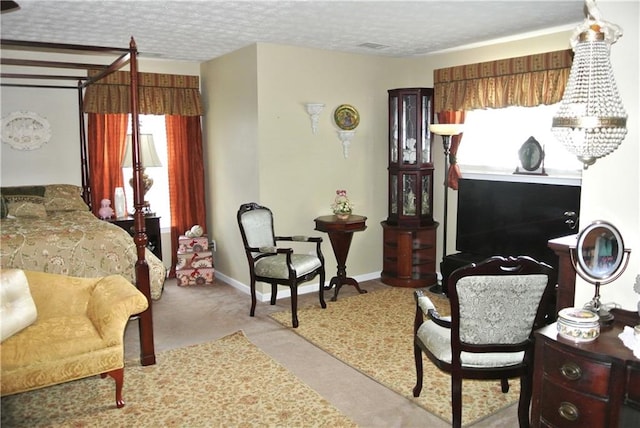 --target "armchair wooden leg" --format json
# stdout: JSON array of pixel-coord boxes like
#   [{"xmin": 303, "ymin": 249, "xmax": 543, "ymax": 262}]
[
  {"xmin": 452, "ymin": 376, "xmax": 463, "ymax": 428},
  {"xmin": 501, "ymin": 377, "xmax": 510, "ymax": 393},
  {"xmin": 291, "ymin": 284, "xmax": 299, "ymax": 328},
  {"xmin": 412, "ymin": 343, "xmax": 423, "ymax": 397},
  {"xmin": 319, "ymin": 270, "xmax": 327, "ymax": 309},
  {"xmin": 250, "ymin": 280, "xmax": 257, "ymax": 316},
  {"xmin": 270, "ymin": 283, "xmax": 278, "ymax": 305},
  {"xmin": 518, "ymin": 373, "xmax": 532, "ymax": 428},
  {"xmin": 103, "ymin": 368, "xmax": 125, "ymax": 408}
]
